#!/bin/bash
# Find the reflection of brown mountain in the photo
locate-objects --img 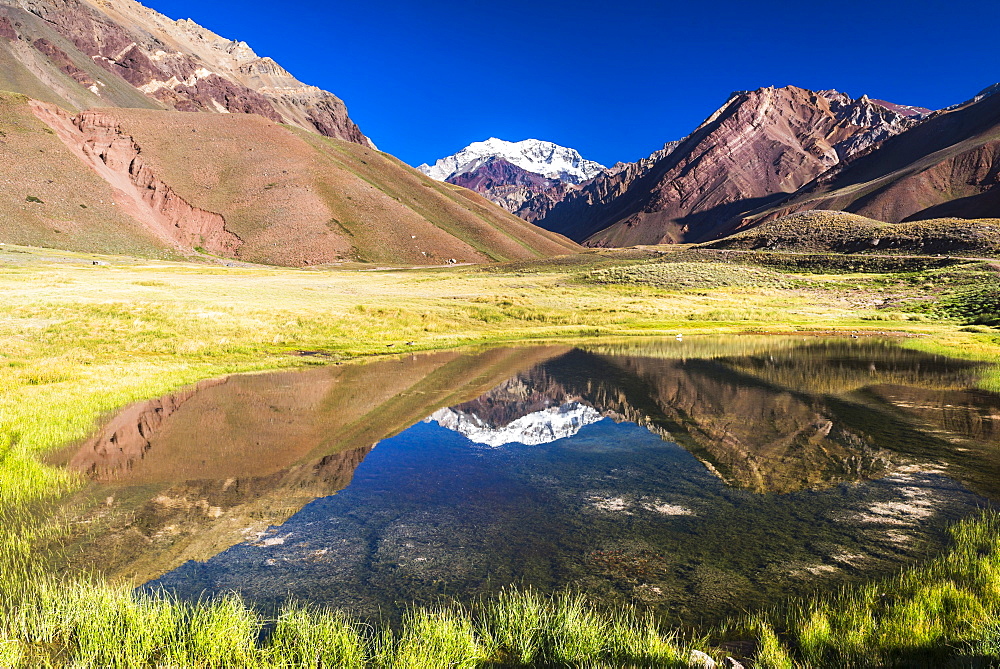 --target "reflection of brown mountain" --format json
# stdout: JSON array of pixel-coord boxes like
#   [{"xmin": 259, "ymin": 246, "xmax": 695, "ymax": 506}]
[
  {"xmin": 445, "ymin": 340, "xmax": 988, "ymax": 494},
  {"xmin": 844, "ymin": 384, "xmax": 1000, "ymax": 498},
  {"xmin": 57, "ymin": 345, "xmax": 570, "ymax": 582},
  {"xmin": 575, "ymin": 341, "xmax": 990, "ymax": 494},
  {"xmin": 545, "ymin": 350, "xmax": 896, "ymax": 494},
  {"xmin": 719, "ymin": 339, "xmax": 982, "ymax": 395},
  {"xmin": 58, "ymin": 338, "xmax": 1000, "ymax": 582},
  {"xmin": 868, "ymin": 386, "xmax": 1000, "ymax": 446}
]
